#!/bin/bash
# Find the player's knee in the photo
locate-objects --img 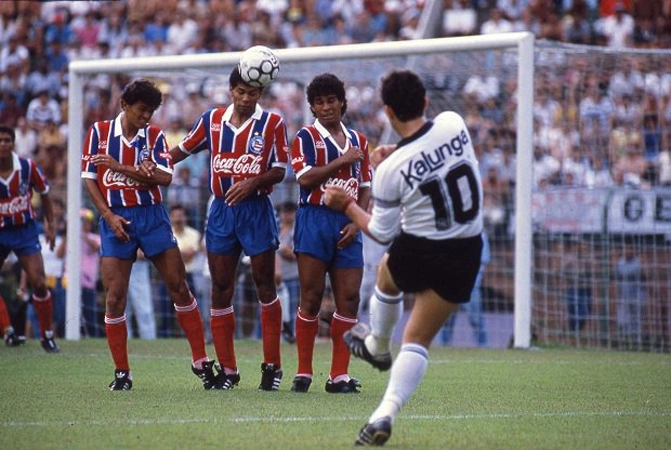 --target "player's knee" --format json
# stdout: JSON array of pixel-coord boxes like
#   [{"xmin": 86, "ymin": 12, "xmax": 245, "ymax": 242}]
[
  {"xmin": 298, "ymin": 294, "xmax": 321, "ymax": 316},
  {"xmin": 105, "ymin": 294, "xmax": 126, "ymax": 315},
  {"xmin": 255, "ymin": 283, "xmax": 276, "ymax": 302},
  {"xmin": 168, "ymin": 283, "xmax": 192, "ymax": 304}
]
